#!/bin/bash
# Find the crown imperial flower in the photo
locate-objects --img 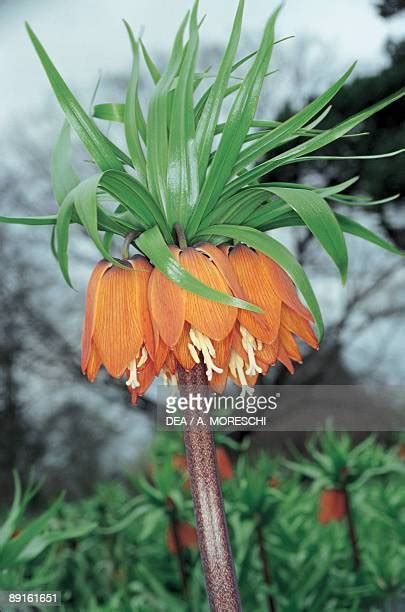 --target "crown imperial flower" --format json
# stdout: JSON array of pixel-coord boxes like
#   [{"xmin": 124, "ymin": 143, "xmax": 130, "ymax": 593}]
[
  {"xmin": 1, "ymin": 2, "xmax": 402, "ymax": 402},
  {"xmin": 81, "ymin": 244, "xmax": 319, "ymax": 402}
]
